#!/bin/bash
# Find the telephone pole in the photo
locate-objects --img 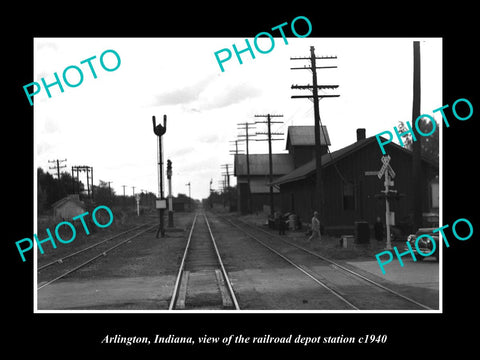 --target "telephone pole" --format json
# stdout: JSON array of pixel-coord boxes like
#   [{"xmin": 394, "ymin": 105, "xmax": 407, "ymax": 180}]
[
  {"xmin": 291, "ymin": 46, "xmax": 339, "ymax": 223},
  {"xmin": 237, "ymin": 122, "xmax": 256, "ymax": 214},
  {"xmin": 221, "ymin": 164, "xmax": 232, "ymax": 188},
  {"xmin": 254, "ymin": 114, "xmax": 284, "ymax": 217},
  {"xmin": 106, "ymin": 181, "xmax": 114, "ymax": 199},
  {"xmin": 221, "ymin": 164, "xmax": 233, "ymax": 211},
  {"xmin": 185, "ymin": 182, "xmax": 191, "ymax": 211},
  {"xmin": 412, "ymin": 41, "xmax": 422, "ymax": 230},
  {"xmin": 209, "ymin": 178, "xmax": 213, "ymax": 209},
  {"xmin": 71, "ymin": 165, "xmax": 94, "ymax": 200},
  {"xmin": 48, "ymin": 159, "xmax": 67, "ymax": 179},
  {"xmin": 229, "ymin": 139, "xmax": 244, "ymax": 156}
]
